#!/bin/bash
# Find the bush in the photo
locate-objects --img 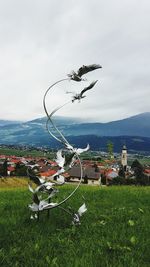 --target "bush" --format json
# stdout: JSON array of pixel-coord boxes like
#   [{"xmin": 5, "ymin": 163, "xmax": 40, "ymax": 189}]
[
  {"xmin": 14, "ymin": 163, "xmax": 27, "ymax": 176},
  {"xmin": 110, "ymin": 176, "xmax": 125, "ymax": 185},
  {"xmin": 101, "ymin": 174, "xmax": 106, "ymax": 185},
  {"xmin": 125, "ymin": 177, "xmax": 136, "ymax": 185}
]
